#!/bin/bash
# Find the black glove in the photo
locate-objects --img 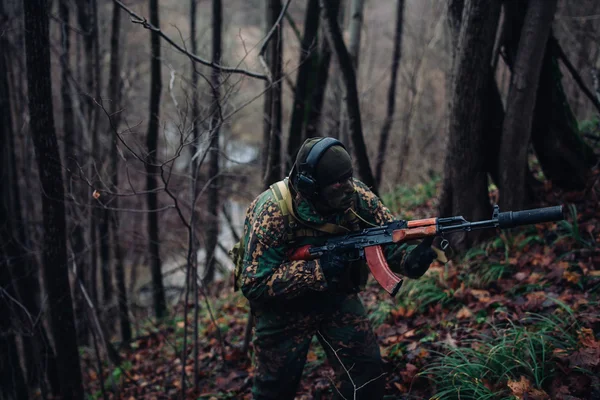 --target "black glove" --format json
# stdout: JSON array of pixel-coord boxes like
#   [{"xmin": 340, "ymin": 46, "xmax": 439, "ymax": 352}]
[
  {"xmin": 319, "ymin": 252, "xmax": 347, "ymax": 284},
  {"xmin": 403, "ymin": 237, "xmax": 436, "ymax": 278}
]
